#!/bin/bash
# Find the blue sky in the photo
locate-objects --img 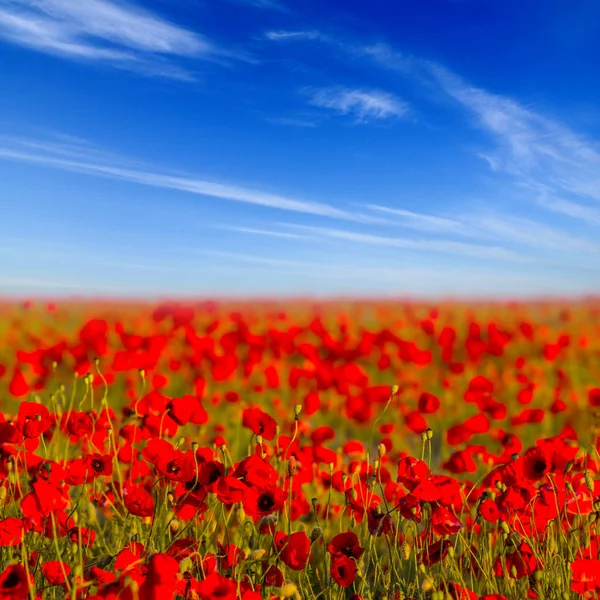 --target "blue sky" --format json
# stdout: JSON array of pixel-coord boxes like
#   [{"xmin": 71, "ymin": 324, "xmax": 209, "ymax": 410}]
[{"xmin": 0, "ymin": 0, "xmax": 599, "ymax": 298}]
